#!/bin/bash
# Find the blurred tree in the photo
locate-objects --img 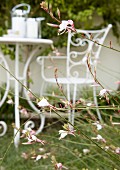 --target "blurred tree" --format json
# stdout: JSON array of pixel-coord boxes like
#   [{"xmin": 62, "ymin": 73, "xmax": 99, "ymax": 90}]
[{"xmin": 0, "ymin": 0, "xmax": 120, "ymax": 45}]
